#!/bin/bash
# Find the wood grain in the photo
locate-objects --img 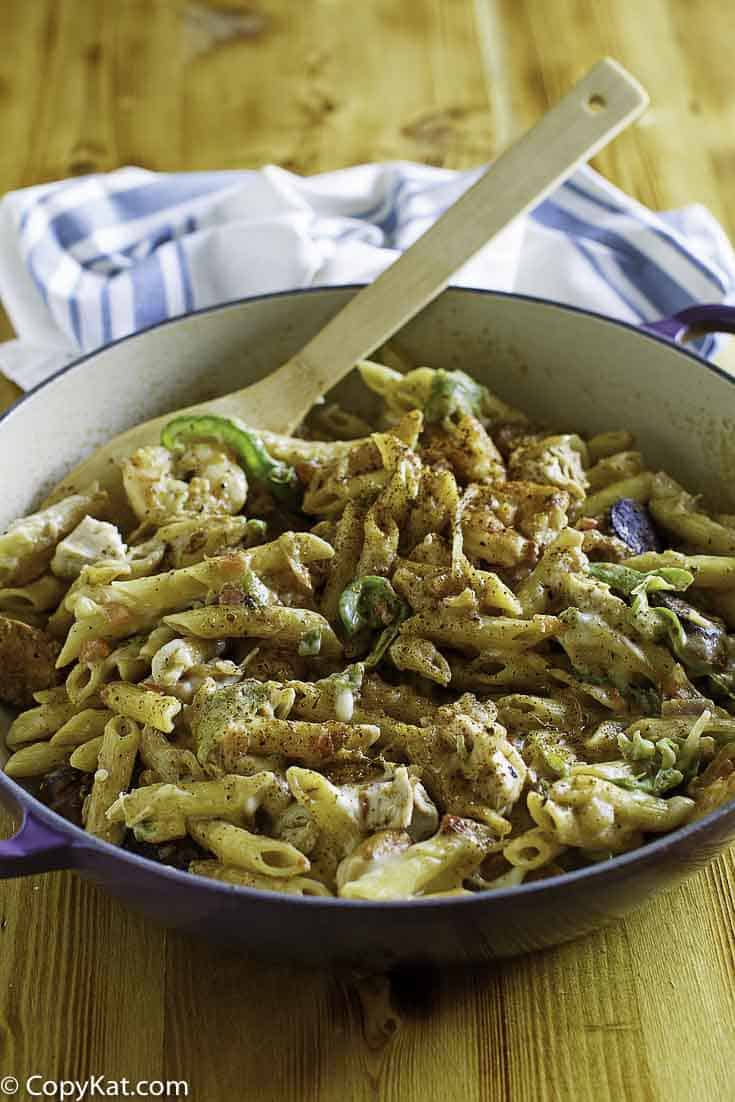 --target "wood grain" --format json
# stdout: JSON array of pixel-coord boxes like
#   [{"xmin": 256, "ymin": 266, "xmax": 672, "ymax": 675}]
[{"xmin": 1, "ymin": 2, "xmax": 734, "ymax": 1099}]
